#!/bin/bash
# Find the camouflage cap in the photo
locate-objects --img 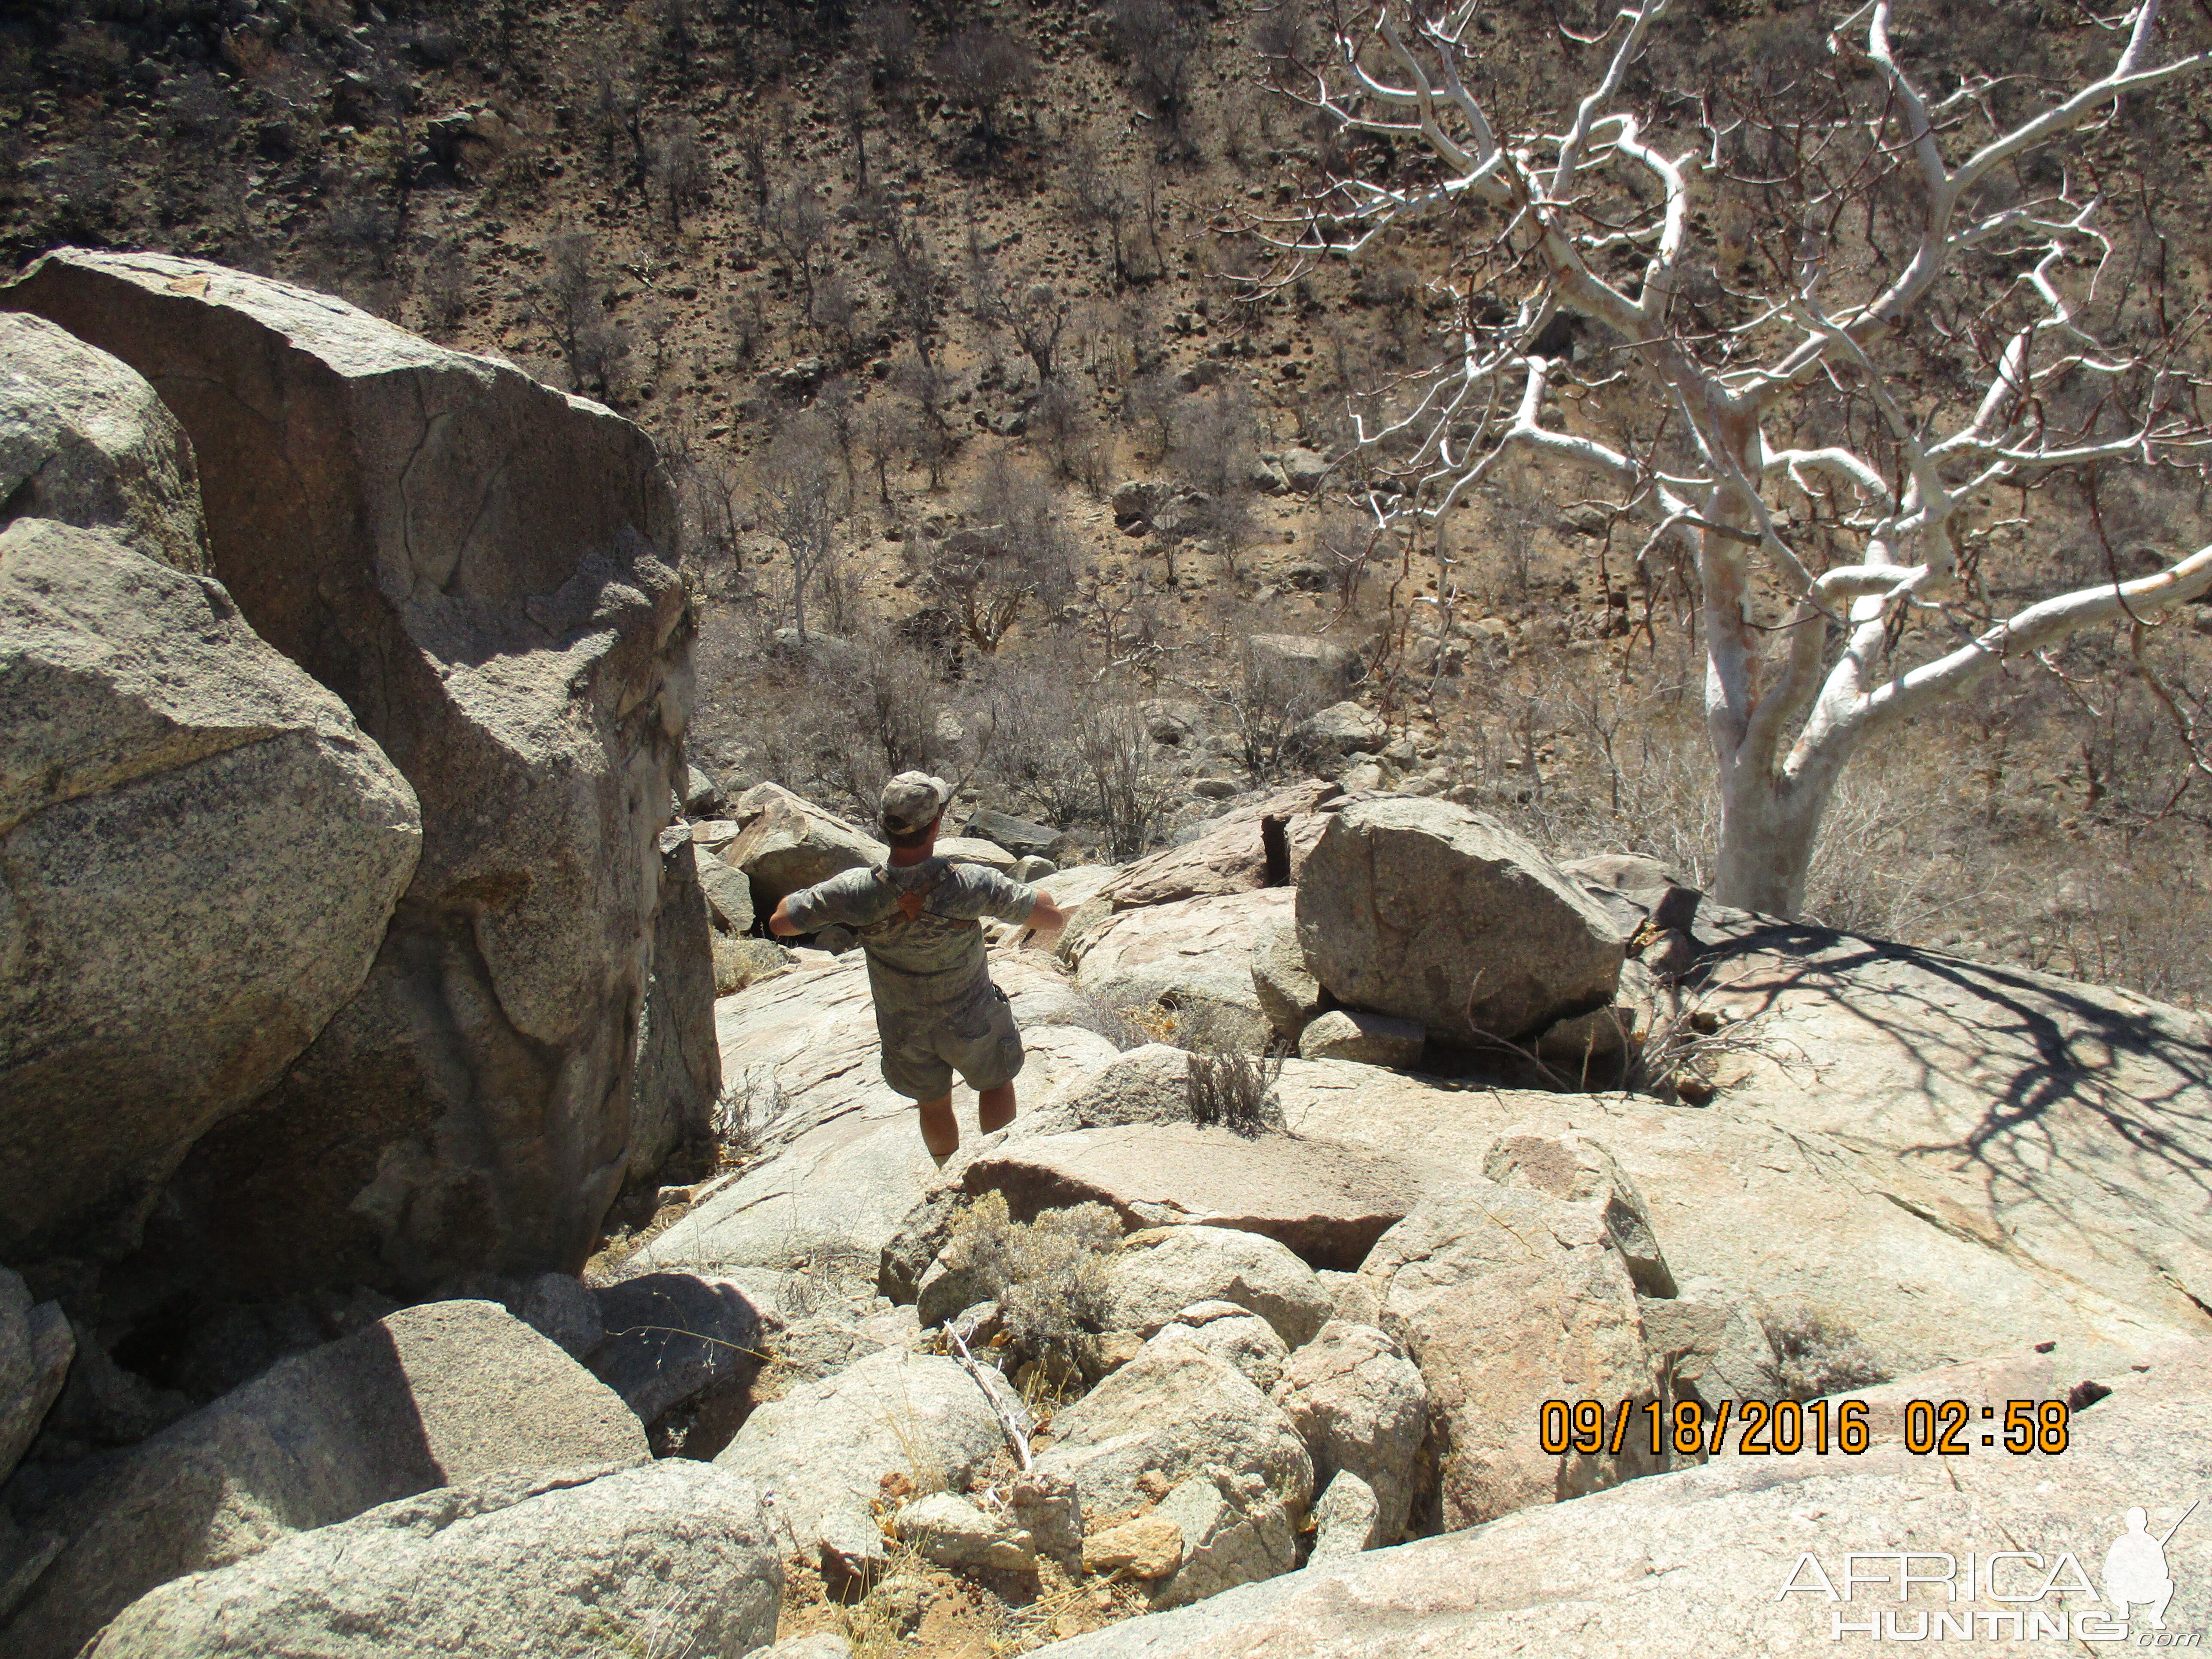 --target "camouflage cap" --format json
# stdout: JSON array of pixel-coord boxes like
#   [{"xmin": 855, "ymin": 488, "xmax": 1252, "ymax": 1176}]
[{"xmin": 880, "ymin": 771, "xmax": 952, "ymax": 837}]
